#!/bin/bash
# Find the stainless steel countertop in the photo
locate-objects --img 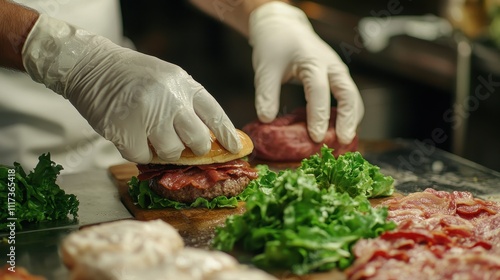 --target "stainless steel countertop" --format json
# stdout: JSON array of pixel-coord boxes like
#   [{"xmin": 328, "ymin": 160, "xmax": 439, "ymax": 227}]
[
  {"xmin": 1, "ymin": 169, "xmax": 132, "ymax": 279},
  {"xmin": 2, "ymin": 139, "xmax": 500, "ymax": 279}
]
